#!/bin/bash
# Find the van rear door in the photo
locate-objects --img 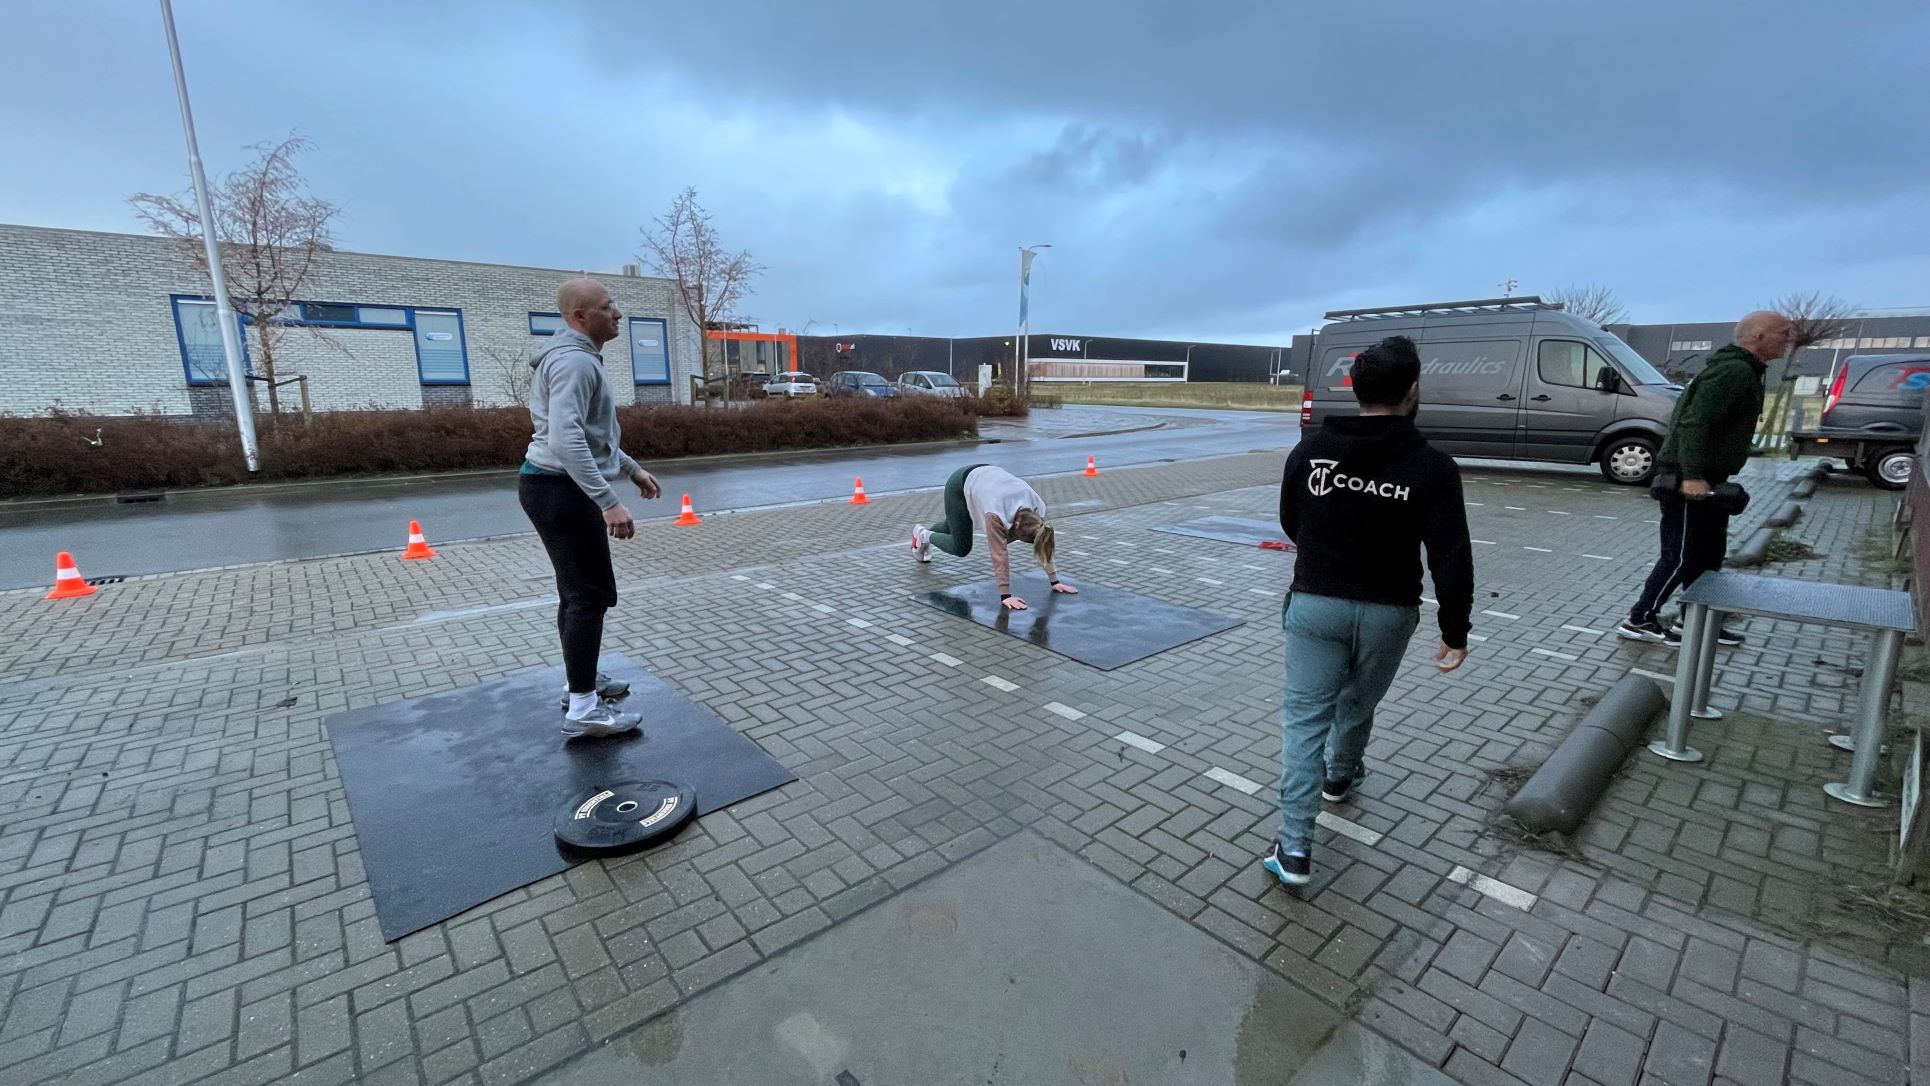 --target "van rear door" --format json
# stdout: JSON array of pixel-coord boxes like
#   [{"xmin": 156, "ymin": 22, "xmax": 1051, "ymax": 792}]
[{"xmin": 1518, "ymin": 338, "xmax": 1621, "ymax": 463}]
